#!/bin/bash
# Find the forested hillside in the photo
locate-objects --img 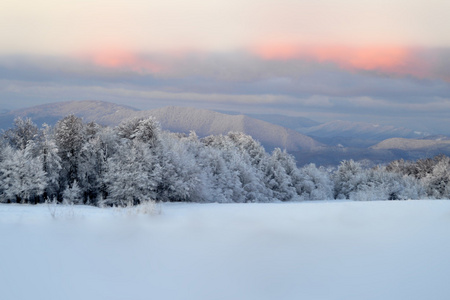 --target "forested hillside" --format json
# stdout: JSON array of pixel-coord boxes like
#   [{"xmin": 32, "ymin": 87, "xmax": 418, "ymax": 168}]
[{"xmin": 1, "ymin": 116, "xmax": 449, "ymax": 205}]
